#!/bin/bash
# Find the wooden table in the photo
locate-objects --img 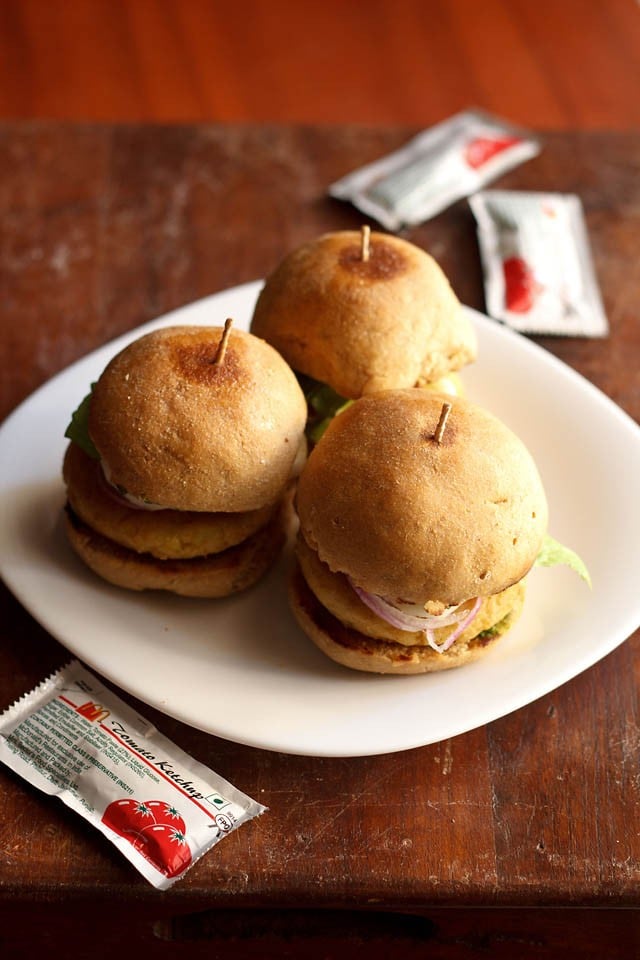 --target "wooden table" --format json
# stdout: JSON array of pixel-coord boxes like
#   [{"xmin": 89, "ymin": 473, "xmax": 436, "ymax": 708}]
[{"xmin": 1, "ymin": 123, "xmax": 639, "ymax": 959}]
